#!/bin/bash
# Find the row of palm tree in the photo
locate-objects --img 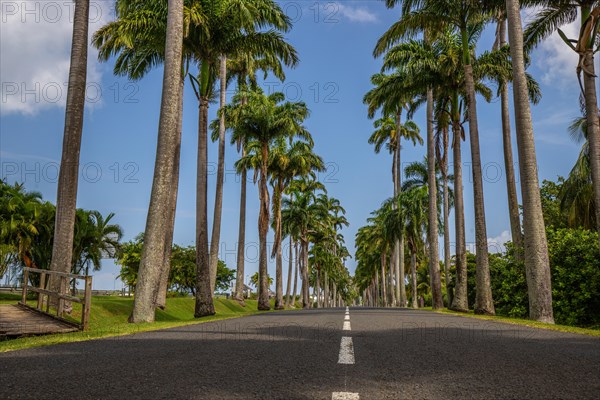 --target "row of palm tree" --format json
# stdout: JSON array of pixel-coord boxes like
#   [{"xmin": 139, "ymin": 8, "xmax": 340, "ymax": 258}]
[
  {"xmin": 90, "ymin": 0, "xmax": 299, "ymax": 321},
  {"xmin": 354, "ymin": 160, "xmax": 451, "ymax": 308},
  {"xmin": 355, "ymin": 0, "xmax": 599, "ymax": 323},
  {"xmin": 38, "ymin": 0, "xmax": 599, "ymax": 324},
  {"xmin": 281, "ymin": 177, "xmax": 353, "ymax": 308},
  {"xmin": 94, "ymin": 0, "xmax": 349, "ymax": 318}
]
